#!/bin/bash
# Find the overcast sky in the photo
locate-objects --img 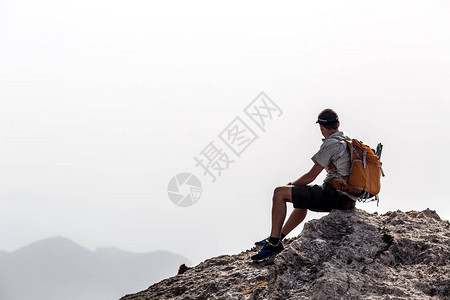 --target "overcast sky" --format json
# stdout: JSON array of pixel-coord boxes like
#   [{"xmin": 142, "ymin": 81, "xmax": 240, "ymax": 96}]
[{"xmin": 1, "ymin": 0, "xmax": 449, "ymax": 266}]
